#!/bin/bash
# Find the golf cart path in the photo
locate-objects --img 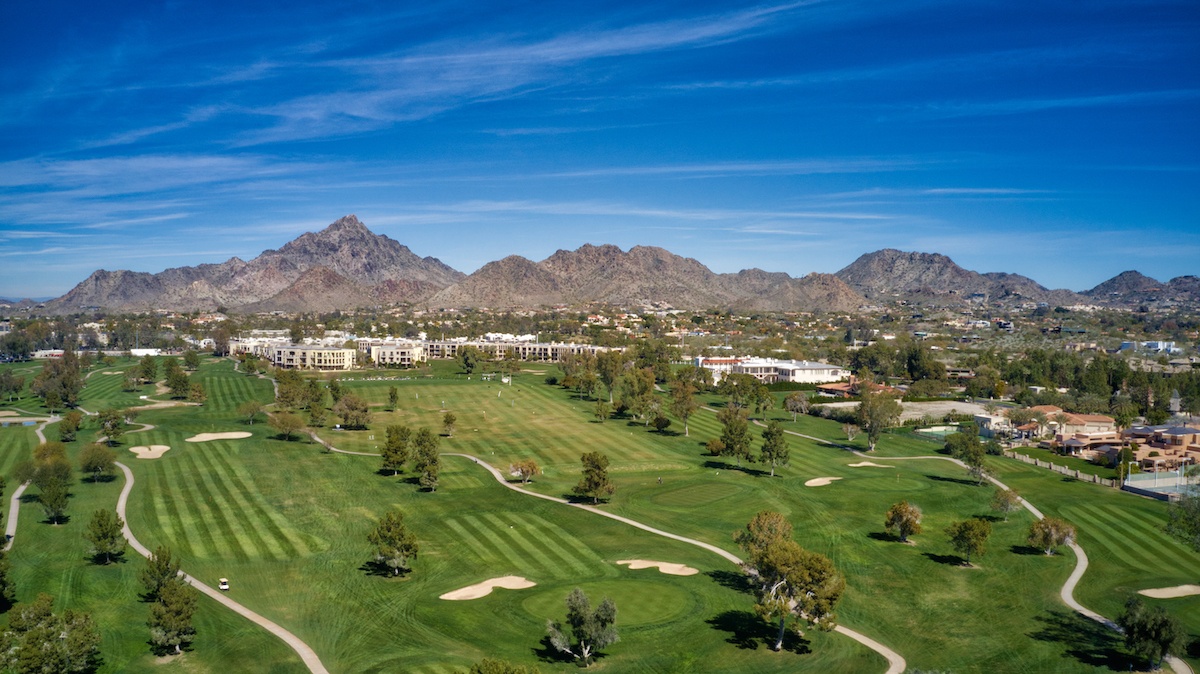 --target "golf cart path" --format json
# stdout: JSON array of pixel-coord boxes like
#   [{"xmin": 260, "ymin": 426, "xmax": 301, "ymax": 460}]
[
  {"xmin": 3, "ymin": 420, "xmax": 50, "ymax": 551},
  {"xmin": 443, "ymin": 452, "xmax": 905, "ymax": 674},
  {"xmin": 115, "ymin": 462, "xmax": 330, "ymax": 674},
  {"xmin": 763, "ymin": 421, "xmax": 1192, "ymax": 674}
]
